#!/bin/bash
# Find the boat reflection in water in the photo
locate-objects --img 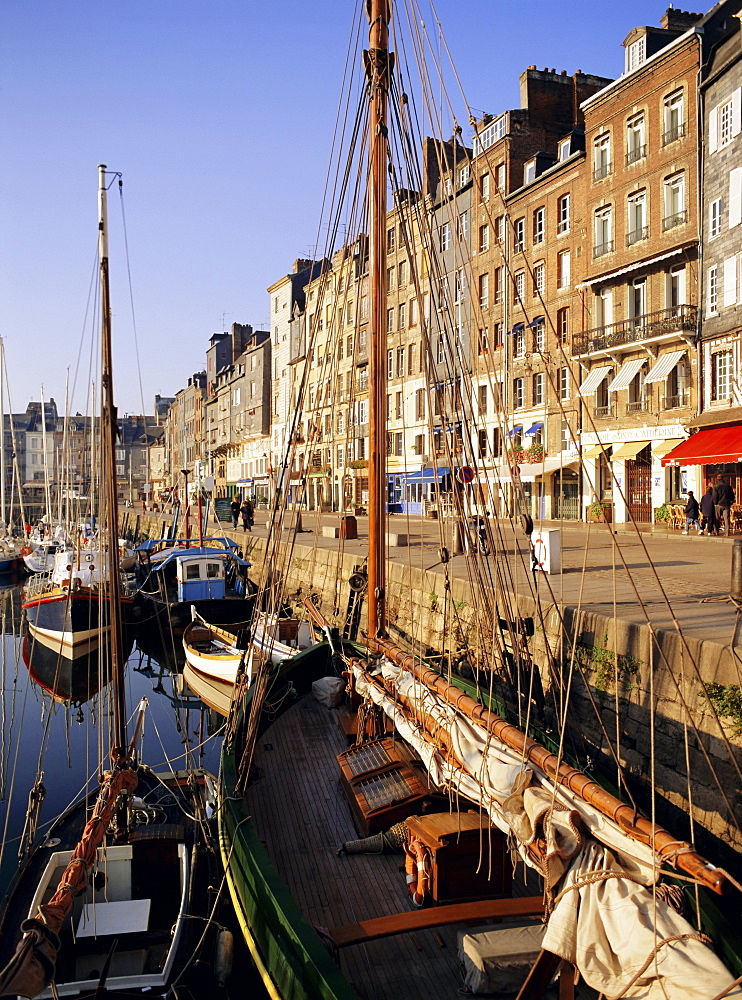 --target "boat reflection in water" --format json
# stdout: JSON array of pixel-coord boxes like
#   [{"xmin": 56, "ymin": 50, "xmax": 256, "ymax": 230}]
[{"xmin": 21, "ymin": 630, "xmax": 134, "ymax": 707}]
